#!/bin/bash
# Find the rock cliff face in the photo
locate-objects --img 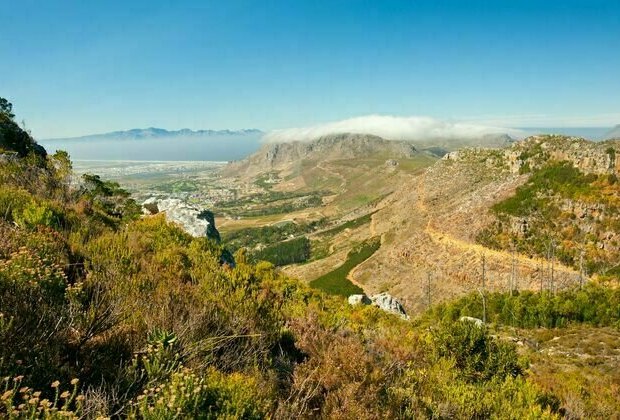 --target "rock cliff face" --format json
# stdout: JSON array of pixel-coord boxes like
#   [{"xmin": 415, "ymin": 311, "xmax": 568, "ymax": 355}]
[
  {"xmin": 224, "ymin": 133, "xmax": 418, "ymax": 177},
  {"xmin": 504, "ymin": 135, "xmax": 619, "ymax": 176},
  {"xmin": 142, "ymin": 197, "xmax": 221, "ymax": 240}
]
